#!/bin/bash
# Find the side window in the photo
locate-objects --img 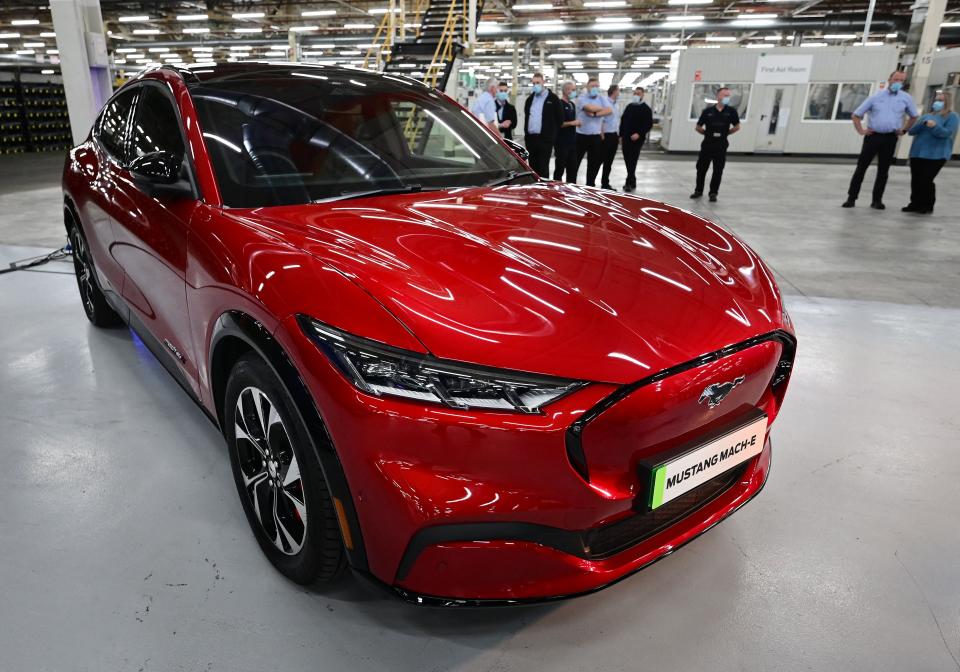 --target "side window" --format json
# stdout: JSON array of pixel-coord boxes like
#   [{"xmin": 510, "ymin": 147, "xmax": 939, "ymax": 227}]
[
  {"xmin": 129, "ymin": 86, "xmax": 185, "ymax": 160},
  {"xmin": 96, "ymin": 89, "xmax": 137, "ymax": 162}
]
